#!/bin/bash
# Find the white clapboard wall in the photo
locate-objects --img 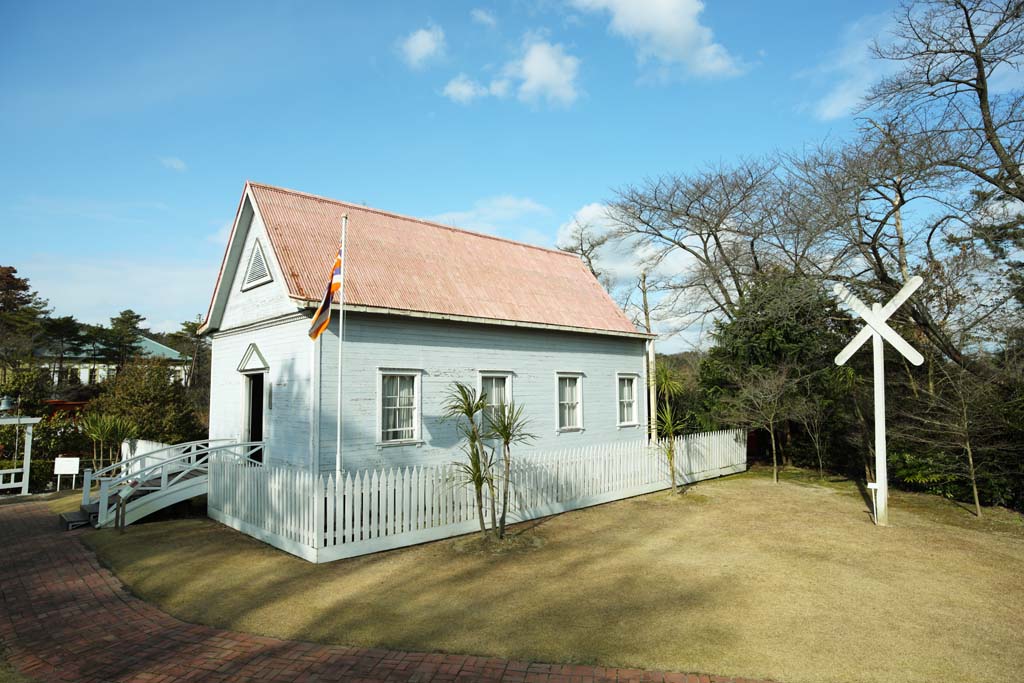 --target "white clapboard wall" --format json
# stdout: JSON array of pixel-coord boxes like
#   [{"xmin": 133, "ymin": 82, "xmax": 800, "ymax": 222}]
[{"xmin": 208, "ymin": 429, "xmax": 747, "ymax": 563}]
